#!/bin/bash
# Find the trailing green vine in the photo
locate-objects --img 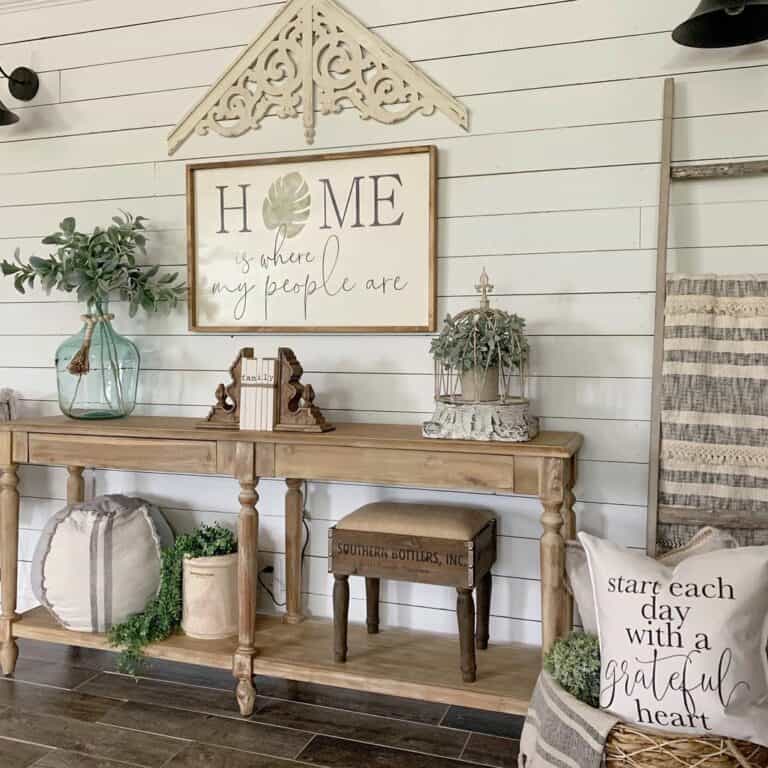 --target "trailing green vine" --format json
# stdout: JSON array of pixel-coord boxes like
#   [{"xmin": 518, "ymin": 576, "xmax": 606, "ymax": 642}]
[{"xmin": 109, "ymin": 523, "xmax": 237, "ymax": 675}]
